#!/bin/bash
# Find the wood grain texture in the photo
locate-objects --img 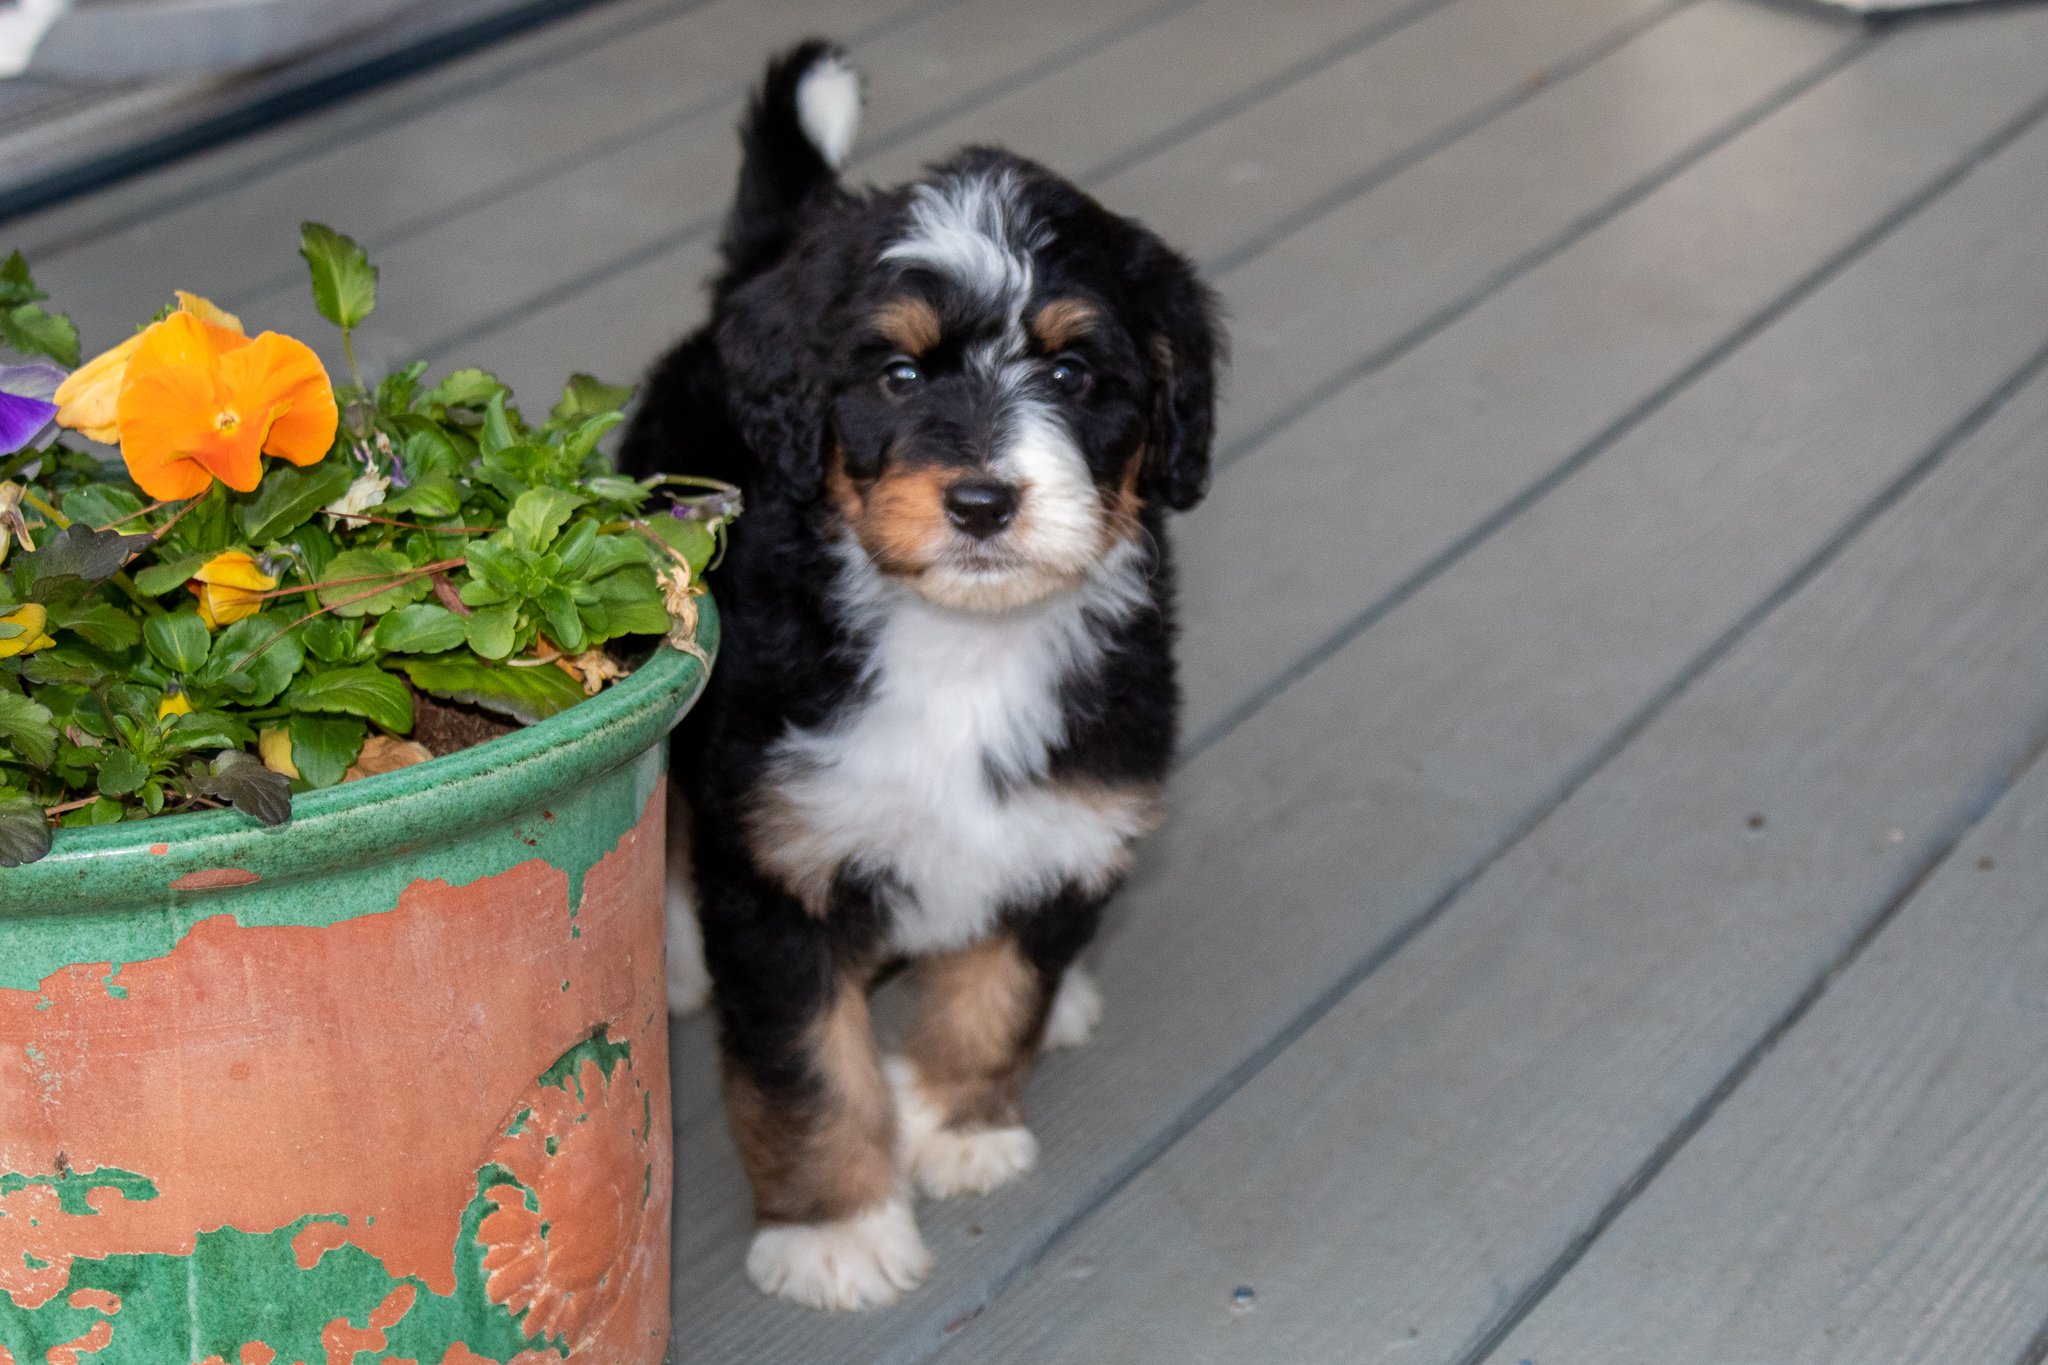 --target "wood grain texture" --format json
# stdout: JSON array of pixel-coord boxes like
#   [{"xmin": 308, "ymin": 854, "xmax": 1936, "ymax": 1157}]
[
  {"xmin": 1176, "ymin": 5, "xmax": 2048, "ymax": 746},
  {"xmin": 954, "ymin": 226, "xmax": 2048, "ymax": 1365},
  {"xmin": 19, "ymin": 0, "xmax": 939, "ymax": 344},
  {"xmin": 1494, "ymin": 721, "xmax": 2048, "ymax": 1365},
  {"xmin": 668, "ymin": 16, "xmax": 2048, "ymax": 1365}
]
